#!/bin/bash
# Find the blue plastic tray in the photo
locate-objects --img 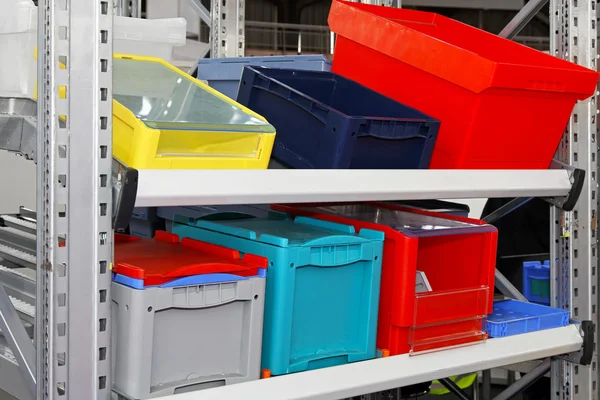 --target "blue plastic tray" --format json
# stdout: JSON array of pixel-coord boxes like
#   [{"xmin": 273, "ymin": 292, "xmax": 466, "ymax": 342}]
[
  {"xmin": 522, "ymin": 260, "xmax": 550, "ymax": 304},
  {"xmin": 236, "ymin": 66, "xmax": 440, "ymax": 169},
  {"xmin": 197, "ymin": 55, "xmax": 331, "ymax": 99},
  {"xmin": 486, "ymin": 300, "xmax": 569, "ymax": 338},
  {"xmin": 172, "ymin": 211, "xmax": 384, "ymax": 376}
]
